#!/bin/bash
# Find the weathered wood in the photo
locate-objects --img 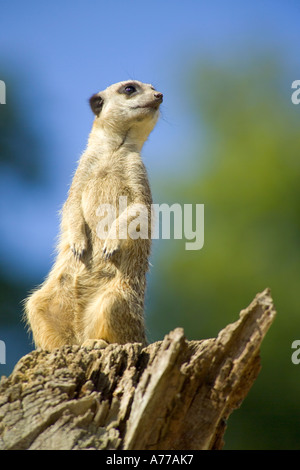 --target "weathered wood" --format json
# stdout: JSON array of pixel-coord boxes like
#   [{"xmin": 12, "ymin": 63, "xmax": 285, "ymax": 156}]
[{"xmin": 0, "ymin": 288, "xmax": 276, "ymax": 450}]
